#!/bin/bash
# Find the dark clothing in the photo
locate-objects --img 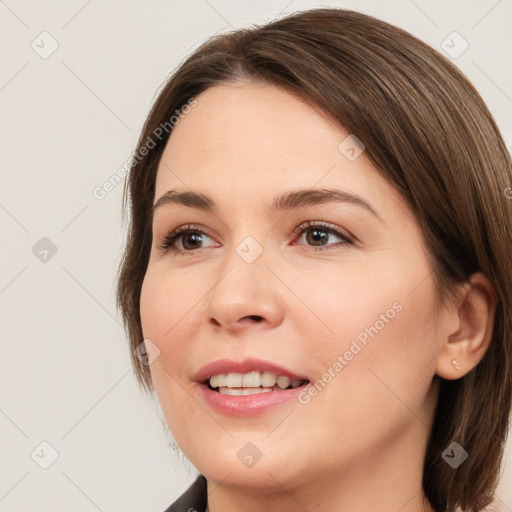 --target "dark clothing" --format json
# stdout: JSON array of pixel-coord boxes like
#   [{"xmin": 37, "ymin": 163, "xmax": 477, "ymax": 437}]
[{"xmin": 163, "ymin": 474, "xmax": 207, "ymax": 512}]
